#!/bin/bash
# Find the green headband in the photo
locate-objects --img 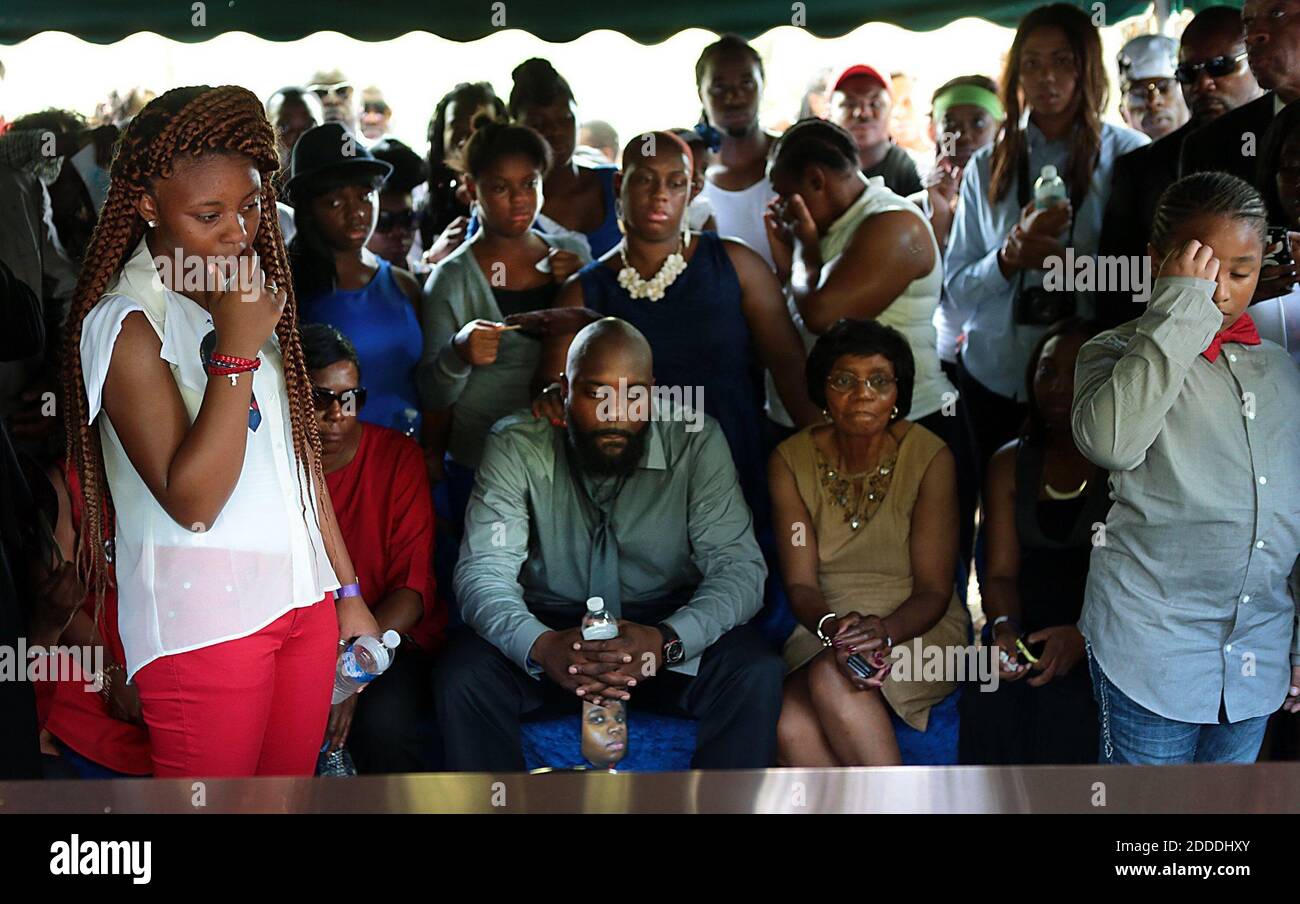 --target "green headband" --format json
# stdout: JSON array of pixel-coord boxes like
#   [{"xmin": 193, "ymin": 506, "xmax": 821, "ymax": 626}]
[{"xmin": 932, "ymin": 84, "xmax": 1004, "ymax": 125}]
